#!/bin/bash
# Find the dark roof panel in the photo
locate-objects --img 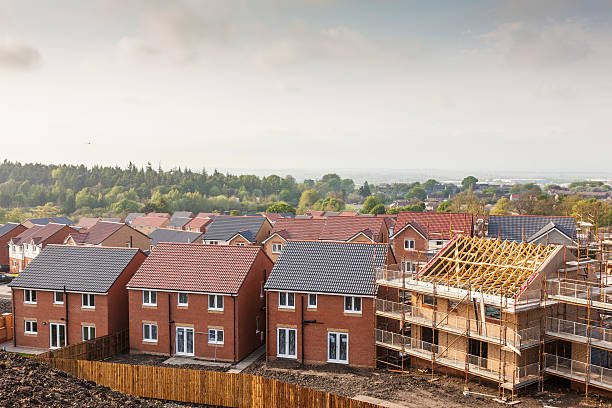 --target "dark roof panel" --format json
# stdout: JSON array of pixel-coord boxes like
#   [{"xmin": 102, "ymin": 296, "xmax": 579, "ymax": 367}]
[
  {"xmin": 487, "ymin": 215, "xmax": 576, "ymax": 242},
  {"xmin": 149, "ymin": 229, "xmax": 203, "ymax": 246},
  {"xmin": 203, "ymin": 216, "xmax": 266, "ymax": 241}
]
